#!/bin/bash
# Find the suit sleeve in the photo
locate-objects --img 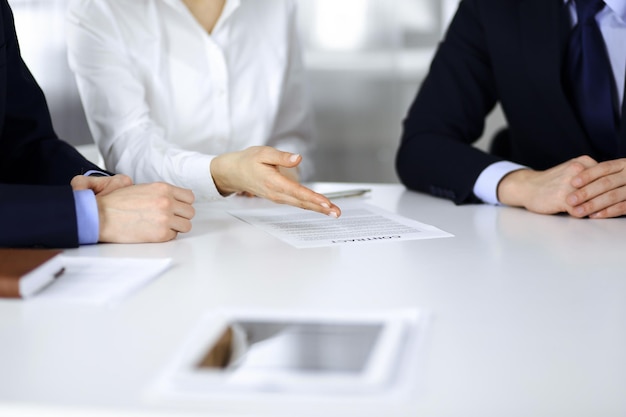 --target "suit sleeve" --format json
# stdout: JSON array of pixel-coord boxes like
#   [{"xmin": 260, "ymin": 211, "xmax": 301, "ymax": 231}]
[
  {"xmin": 0, "ymin": 0, "xmax": 103, "ymax": 248},
  {"xmin": 395, "ymin": 0, "xmax": 502, "ymax": 204}
]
